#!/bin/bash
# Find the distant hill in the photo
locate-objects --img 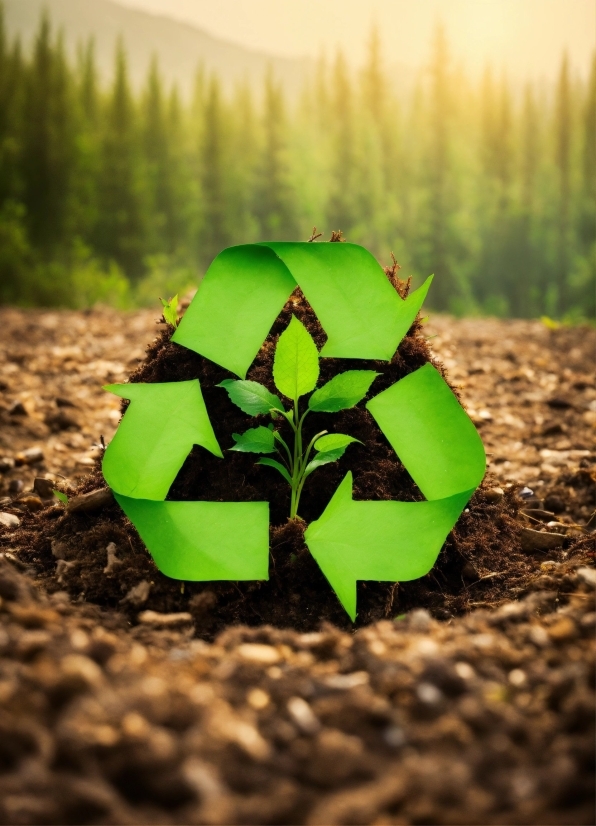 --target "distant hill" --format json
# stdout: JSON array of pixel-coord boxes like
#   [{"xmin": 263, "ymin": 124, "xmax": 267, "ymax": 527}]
[{"xmin": 3, "ymin": 0, "xmax": 311, "ymax": 97}]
